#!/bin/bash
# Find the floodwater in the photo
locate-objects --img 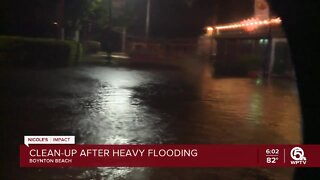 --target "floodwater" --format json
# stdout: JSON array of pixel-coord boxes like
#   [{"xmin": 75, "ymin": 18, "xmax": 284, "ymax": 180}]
[{"xmin": 0, "ymin": 58, "xmax": 301, "ymax": 180}]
